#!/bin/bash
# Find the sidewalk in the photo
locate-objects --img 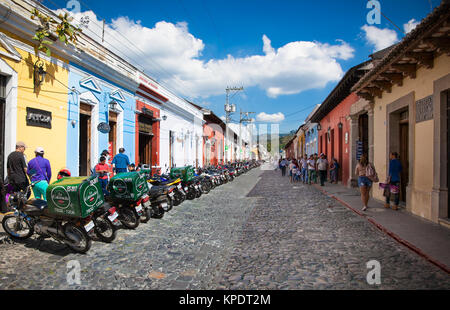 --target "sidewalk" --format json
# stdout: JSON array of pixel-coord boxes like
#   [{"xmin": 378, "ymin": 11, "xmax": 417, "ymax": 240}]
[{"xmin": 313, "ymin": 182, "xmax": 450, "ymax": 274}]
